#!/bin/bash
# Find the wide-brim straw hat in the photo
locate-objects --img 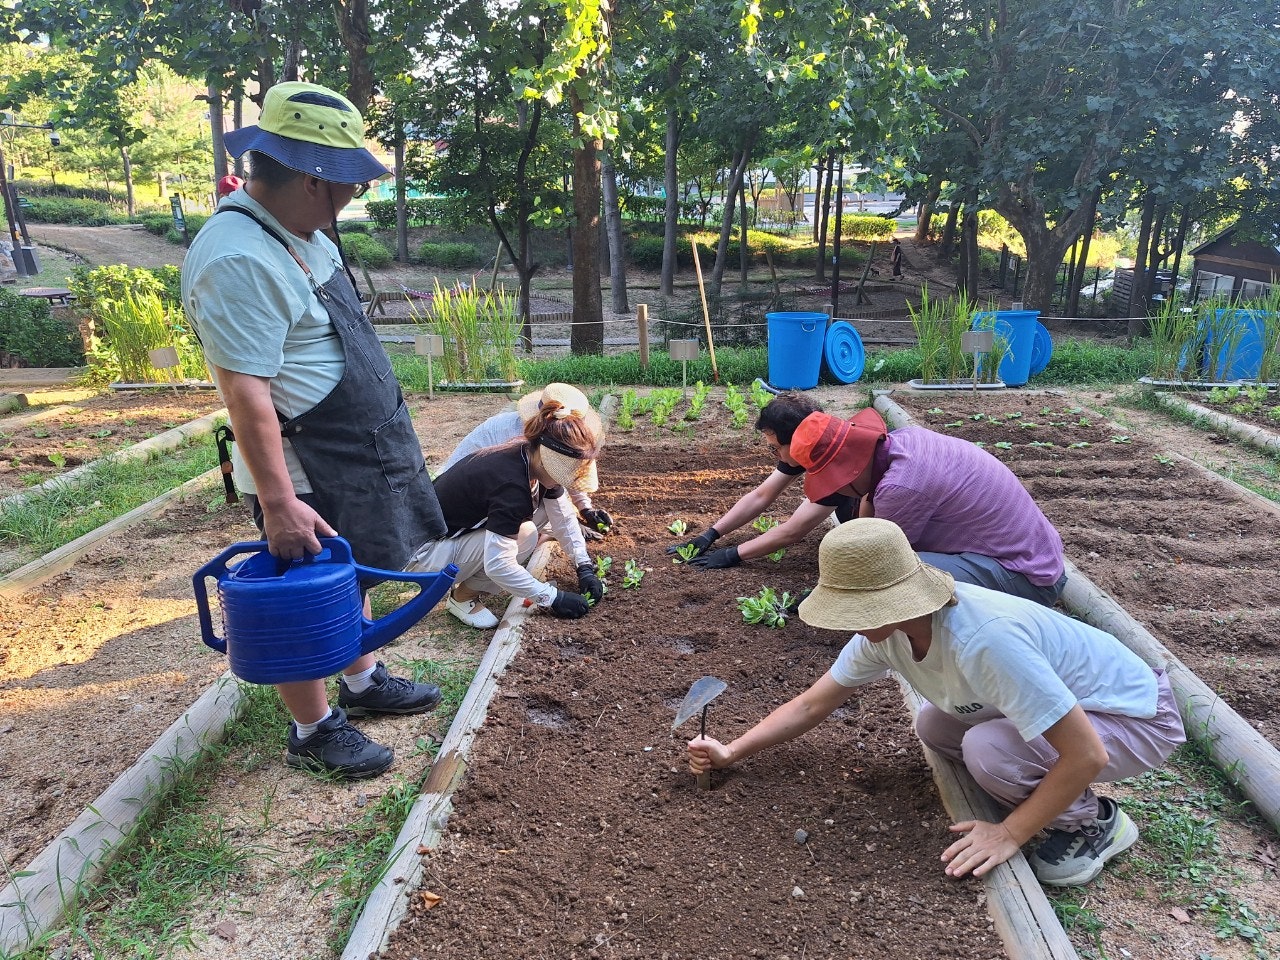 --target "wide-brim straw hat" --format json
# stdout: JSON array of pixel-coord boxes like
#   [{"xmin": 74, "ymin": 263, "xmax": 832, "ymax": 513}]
[
  {"xmin": 538, "ymin": 445, "xmax": 600, "ymax": 494},
  {"xmin": 516, "ymin": 383, "xmax": 604, "ymax": 441},
  {"xmin": 791, "ymin": 408, "xmax": 887, "ymax": 503},
  {"xmin": 798, "ymin": 518, "xmax": 955, "ymax": 632}
]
